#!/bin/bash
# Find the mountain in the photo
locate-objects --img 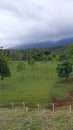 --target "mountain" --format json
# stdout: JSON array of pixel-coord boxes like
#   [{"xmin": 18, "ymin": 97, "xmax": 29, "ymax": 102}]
[
  {"xmin": 56, "ymin": 37, "xmax": 73, "ymax": 45},
  {"xmin": 10, "ymin": 37, "xmax": 73, "ymax": 49},
  {"xmin": 14, "ymin": 41, "xmax": 55, "ymax": 49}
]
